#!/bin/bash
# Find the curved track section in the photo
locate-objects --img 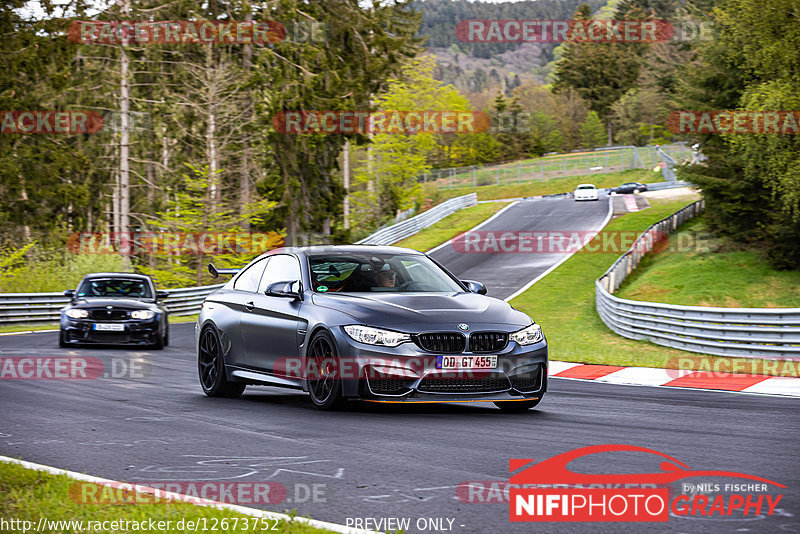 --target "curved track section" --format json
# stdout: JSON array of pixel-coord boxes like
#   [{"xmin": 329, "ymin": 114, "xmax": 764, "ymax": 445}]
[
  {"xmin": 1, "ymin": 196, "xmax": 798, "ymax": 533},
  {"xmin": 431, "ymin": 197, "xmax": 611, "ymax": 300}
]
